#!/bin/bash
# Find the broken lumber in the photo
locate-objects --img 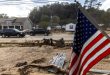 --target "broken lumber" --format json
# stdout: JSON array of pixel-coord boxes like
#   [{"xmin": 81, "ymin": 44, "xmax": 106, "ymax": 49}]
[{"xmin": 89, "ymin": 69, "xmax": 110, "ymax": 74}]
